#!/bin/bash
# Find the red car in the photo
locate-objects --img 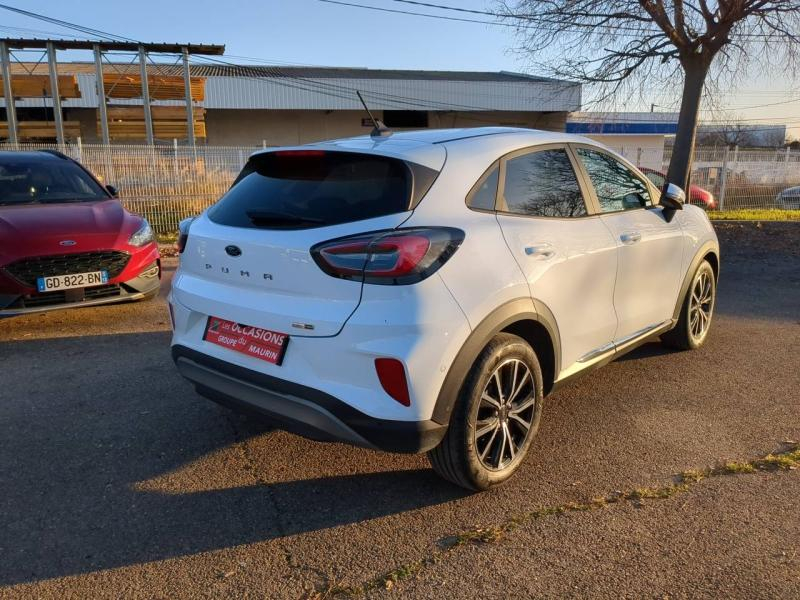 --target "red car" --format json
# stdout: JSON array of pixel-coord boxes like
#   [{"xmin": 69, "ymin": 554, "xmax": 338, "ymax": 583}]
[
  {"xmin": 640, "ymin": 168, "xmax": 717, "ymax": 210},
  {"xmin": 0, "ymin": 150, "xmax": 160, "ymax": 316}
]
